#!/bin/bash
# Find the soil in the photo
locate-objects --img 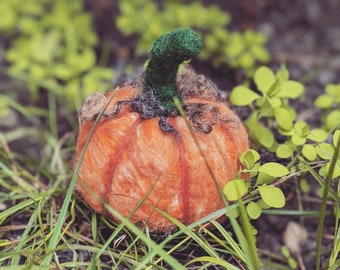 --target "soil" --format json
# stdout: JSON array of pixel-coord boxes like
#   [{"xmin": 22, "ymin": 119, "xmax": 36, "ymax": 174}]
[{"xmin": 1, "ymin": 0, "xmax": 339, "ymax": 269}]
